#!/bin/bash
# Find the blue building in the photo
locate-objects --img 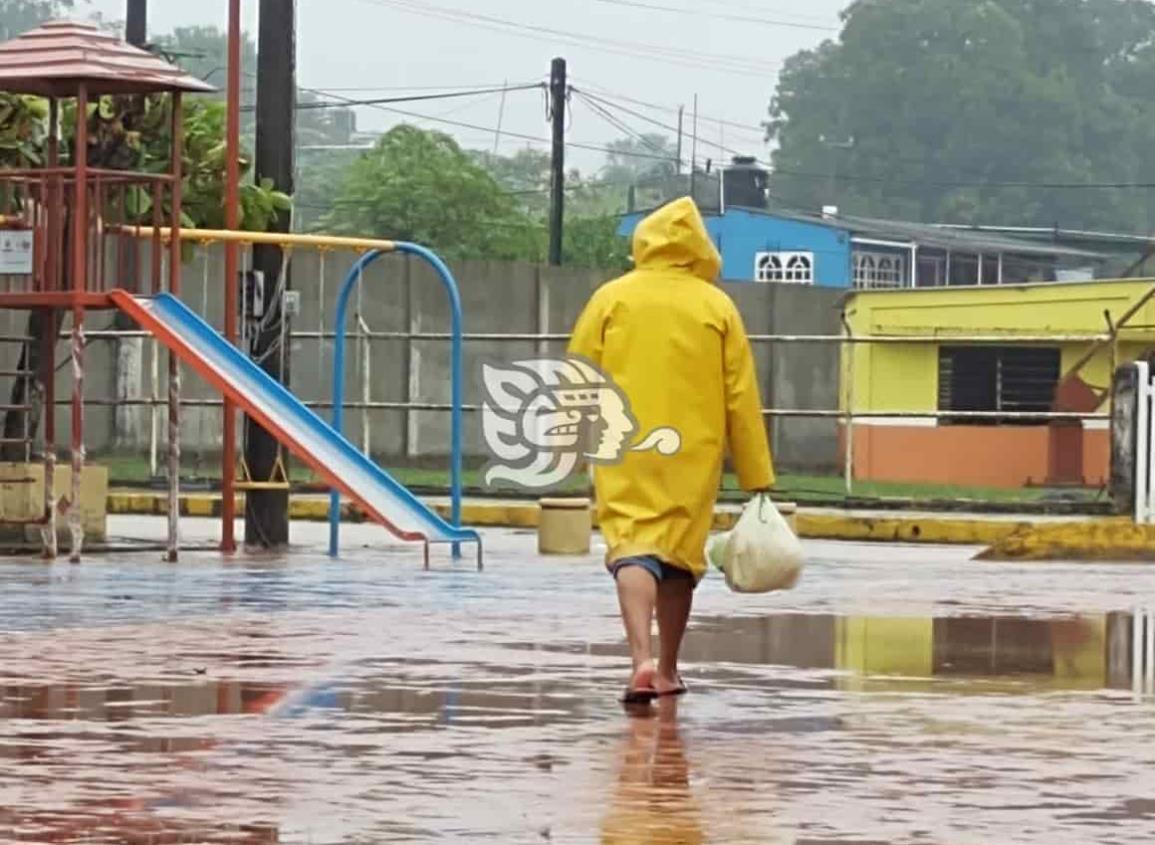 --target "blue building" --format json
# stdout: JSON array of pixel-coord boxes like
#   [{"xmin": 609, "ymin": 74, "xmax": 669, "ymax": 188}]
[{"xmin": 618, "ymin": 159, "xmax": 1119, "ymax": 289}]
